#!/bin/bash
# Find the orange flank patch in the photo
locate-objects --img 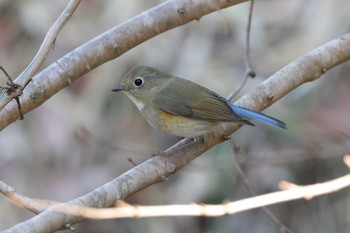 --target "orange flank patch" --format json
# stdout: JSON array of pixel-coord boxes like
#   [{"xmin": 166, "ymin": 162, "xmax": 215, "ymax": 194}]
[{"xmin": 157, "ymin": 110, "xmax": 216, "ymax": 137}]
